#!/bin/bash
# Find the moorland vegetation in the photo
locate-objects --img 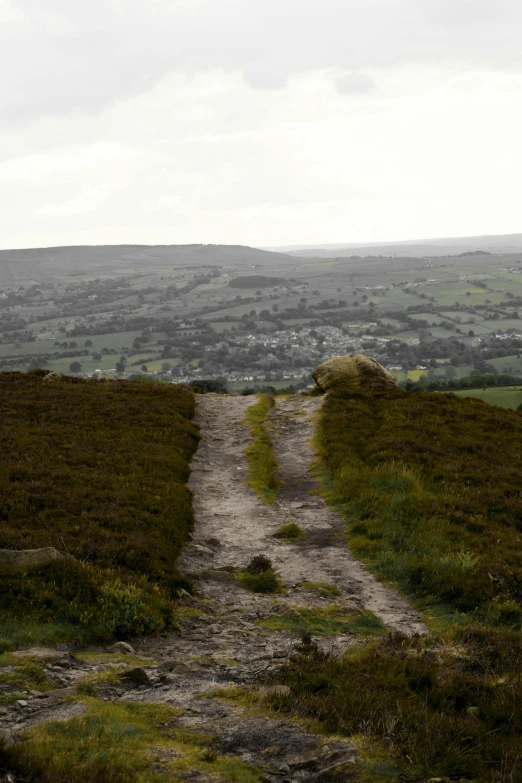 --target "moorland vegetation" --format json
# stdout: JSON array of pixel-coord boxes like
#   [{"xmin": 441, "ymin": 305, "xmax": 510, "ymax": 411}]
[
  {"xmin": 0, "ymin": 372, "xmax": 199, "ymax": 650},
  {"xmin": 262, "ymin": 385, "xmax": 522, "ymax": 782}
]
